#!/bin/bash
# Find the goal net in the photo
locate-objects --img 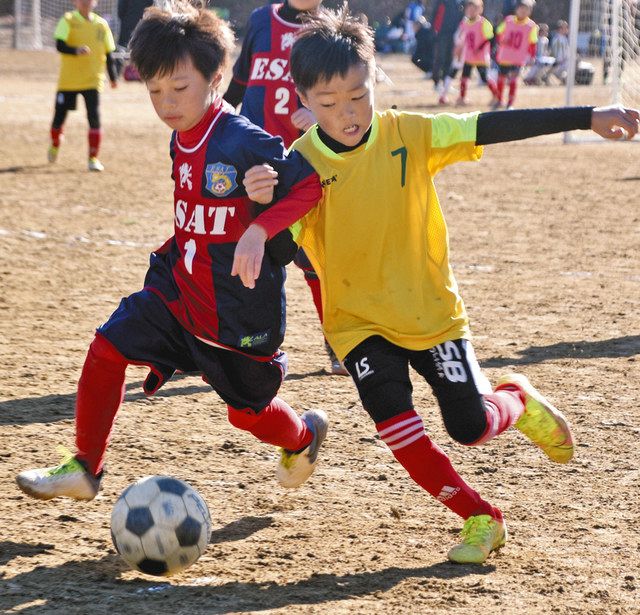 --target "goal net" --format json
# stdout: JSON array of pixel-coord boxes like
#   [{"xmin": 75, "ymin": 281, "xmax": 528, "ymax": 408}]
[
  {"xmin": 565, "ymin": 0, "xmax": 640, "ymax": 140},
  {"xmin": 12, "ymin": 0, "xmax": 119, "ymax": 50}
]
